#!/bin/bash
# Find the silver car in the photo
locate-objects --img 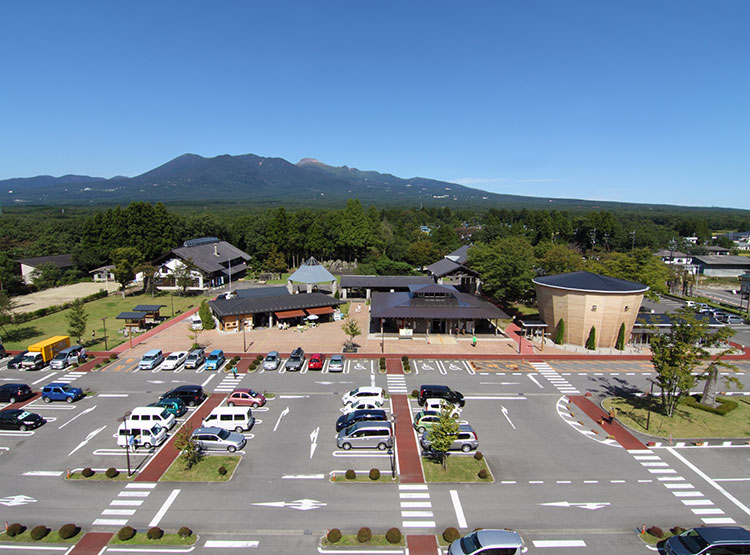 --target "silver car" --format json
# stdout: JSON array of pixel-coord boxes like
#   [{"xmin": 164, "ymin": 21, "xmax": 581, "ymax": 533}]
[
  {"xmin": 191, "ymin": 426, "xmax": 246, "ymax": 453},
  {"xmin": 328, "ymin": 354, "xmax": 345, "ymax": 372},
  {"xmin": 448, "ymin": 529, "xmax": 524, "ymax": 555},
  {"xmin": 263, "ymin": 351, "xmax": 281, "ymax": 371},
  {"xmin": 184, "ymin": 349, "xmax": 205, "ymax": 369},
  {"xmin": 421, "ymin": 424, "xmax": 478, "ymax": 453}
]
